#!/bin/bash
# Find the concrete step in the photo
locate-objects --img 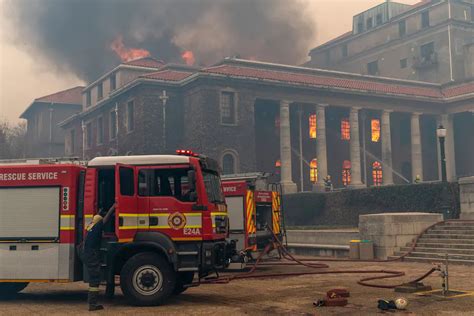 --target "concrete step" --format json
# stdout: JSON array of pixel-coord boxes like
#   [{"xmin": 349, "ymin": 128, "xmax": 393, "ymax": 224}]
[
  {"xmin": 387, "ymin": 256, "xmax": 474, "ymax": 266},
  {"xmin": 418, "ymin": 238, "xmax": 474, "ymax": 244},
  {"xmin": 393, "ymin": 251, "xmax": 474, "ymax": 261},
  {"xmin": 415, "ymin": 242, "xmax": 474, "ymax": 250},
  {"xmin": 428, "ymin": 229, "xmax": 474, "ymax": 235},
  {"xmin": 399, "ymin": 247, "xmax": 474, "ymax": 255},
  {"xmin": 433, "ymin": 225, "xmax": 474, "ymax": 230},
  {"xmin": 422, "ymin": 233, "xmax": 474, "ymax": 239},
  {"xmin": 286, "ymin": 243, "xmax": 349, "ymax": 258},
  {"xmin": 440, "ymin": 221, "xmax": 474, "ymax": 227}
]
